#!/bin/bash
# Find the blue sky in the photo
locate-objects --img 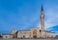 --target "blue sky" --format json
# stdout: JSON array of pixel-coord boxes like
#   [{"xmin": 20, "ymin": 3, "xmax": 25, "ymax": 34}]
[{"xmin": 0, "ymin": 0, "xmax": 58, "ymax": 34}]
